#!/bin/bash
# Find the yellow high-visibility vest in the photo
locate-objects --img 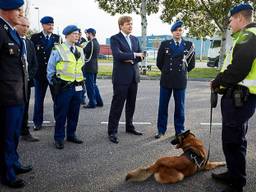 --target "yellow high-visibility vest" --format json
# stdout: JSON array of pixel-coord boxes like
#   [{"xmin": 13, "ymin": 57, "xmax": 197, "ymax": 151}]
[
  {"xmin": 221, "ymin": 27, "xmax": 256, "ymax": 94},
  {"xmin": 55, "ymin": 43, "xmax": 85, "ymax": 82}
]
